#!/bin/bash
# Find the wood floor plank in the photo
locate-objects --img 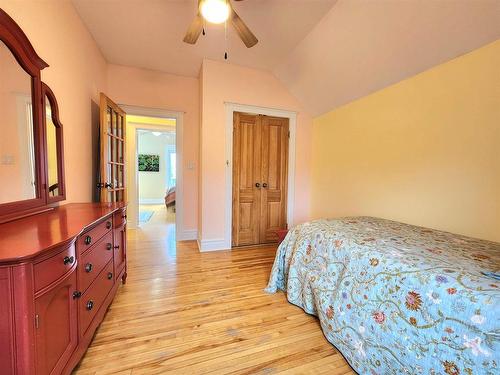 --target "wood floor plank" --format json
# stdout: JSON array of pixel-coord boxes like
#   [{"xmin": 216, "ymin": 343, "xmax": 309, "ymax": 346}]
[{"xmin": 73, "ymin": 221, "xmax": 354, "ymax": 374}]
